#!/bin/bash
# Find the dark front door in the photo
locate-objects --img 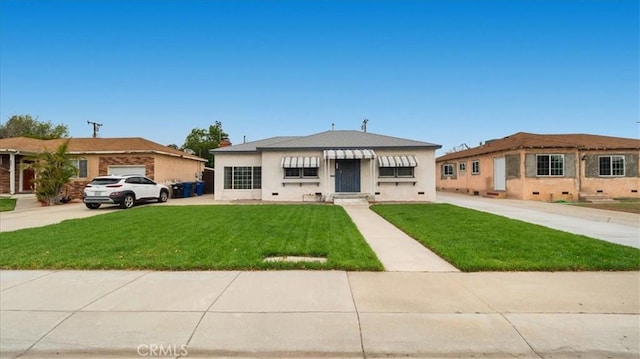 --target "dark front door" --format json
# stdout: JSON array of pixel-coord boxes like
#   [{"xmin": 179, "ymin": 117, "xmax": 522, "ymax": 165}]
[
  {"xmin": 336, "ymin": 160, "xmax": 360, "ymax": 193},
  {"xmin": 22, "ymin": 167, "xmax": 35, "ymax": 192}
]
